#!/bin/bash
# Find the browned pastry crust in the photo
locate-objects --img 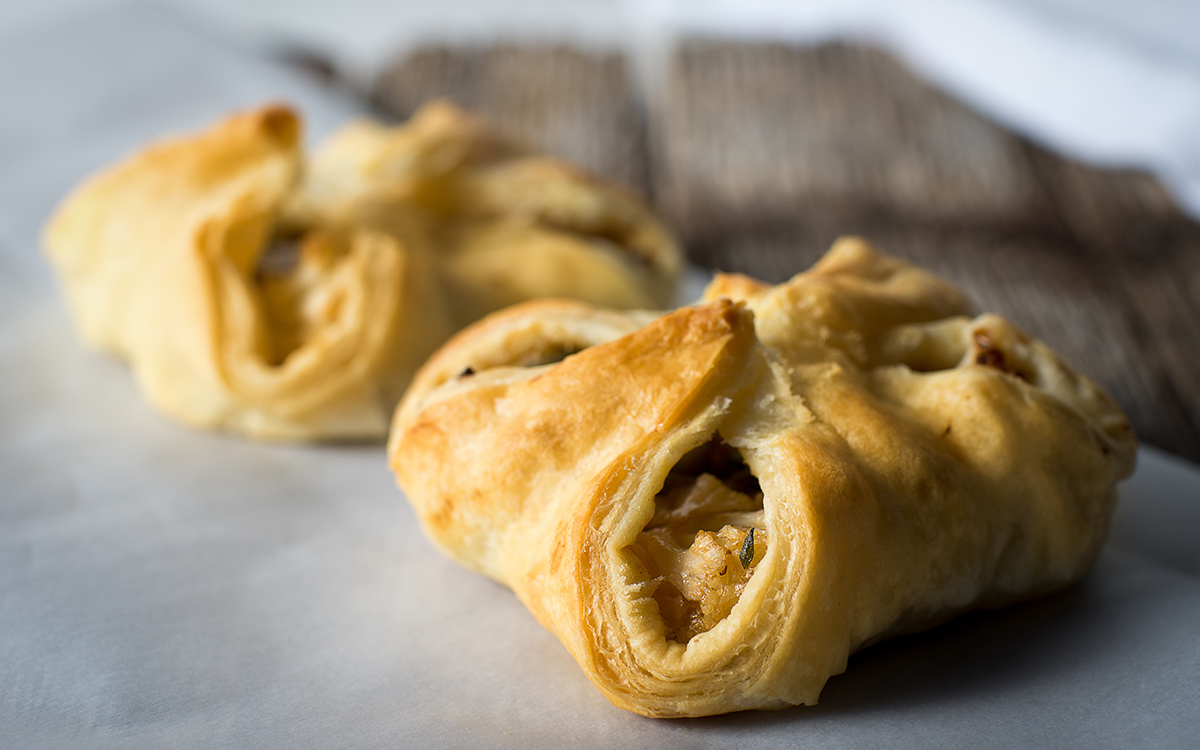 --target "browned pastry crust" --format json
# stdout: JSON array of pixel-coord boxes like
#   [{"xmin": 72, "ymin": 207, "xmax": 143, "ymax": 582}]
[
  {"xmin": 388, "ymin": 237, "xmax": 1136, "ymax": 717},
  {"xmin": 43, "ymin": 102, "xmax": 679, "ymax": 440}
]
